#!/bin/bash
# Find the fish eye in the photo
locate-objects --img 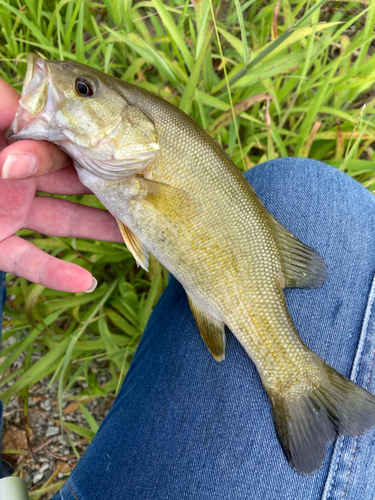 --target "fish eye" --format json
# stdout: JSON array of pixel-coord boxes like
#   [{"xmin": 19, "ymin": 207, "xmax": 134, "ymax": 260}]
[{"xmin": 75, "ymin": 77, "xmax": 97, "ymax": 97}]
